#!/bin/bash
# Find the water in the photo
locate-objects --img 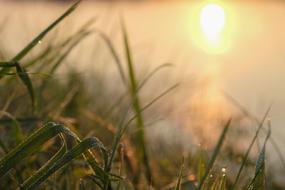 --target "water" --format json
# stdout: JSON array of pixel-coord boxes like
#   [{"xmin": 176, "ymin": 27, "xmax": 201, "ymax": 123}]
[{"xmin": 1, "ymin": 1, "xmax": 285, "ymax": 160}]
